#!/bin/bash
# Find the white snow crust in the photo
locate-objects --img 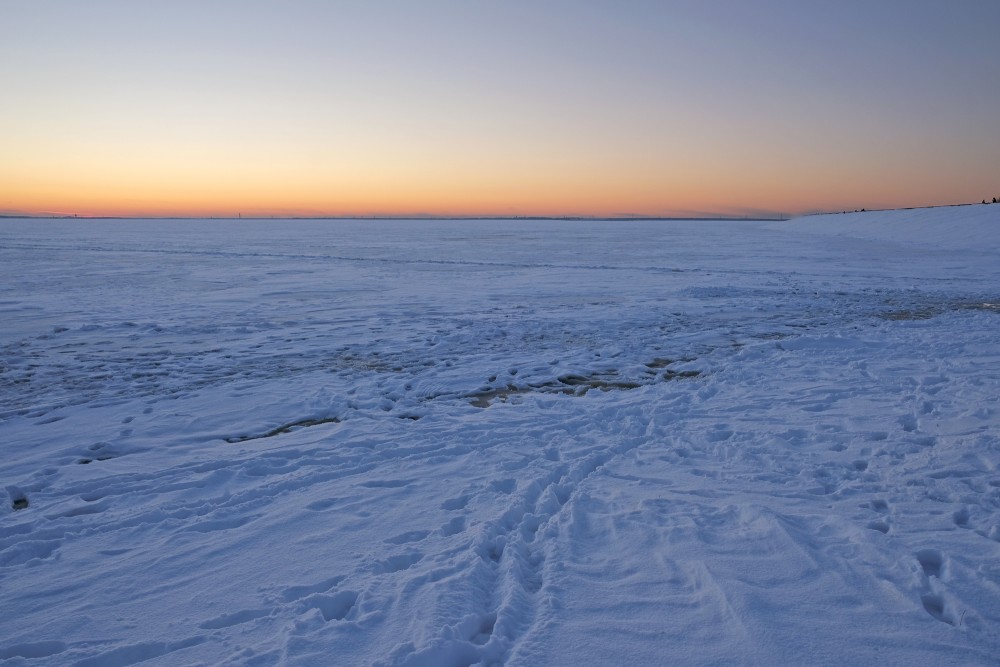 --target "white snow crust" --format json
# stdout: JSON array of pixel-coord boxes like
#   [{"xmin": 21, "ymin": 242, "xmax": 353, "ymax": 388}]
[
  {"xmin": 1, "ymin": 207, "xmax": 998, "ymax": 665},
  {"xmin": 770, "ymin": 205, "xmax": 1000, "ymax": 253}
]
